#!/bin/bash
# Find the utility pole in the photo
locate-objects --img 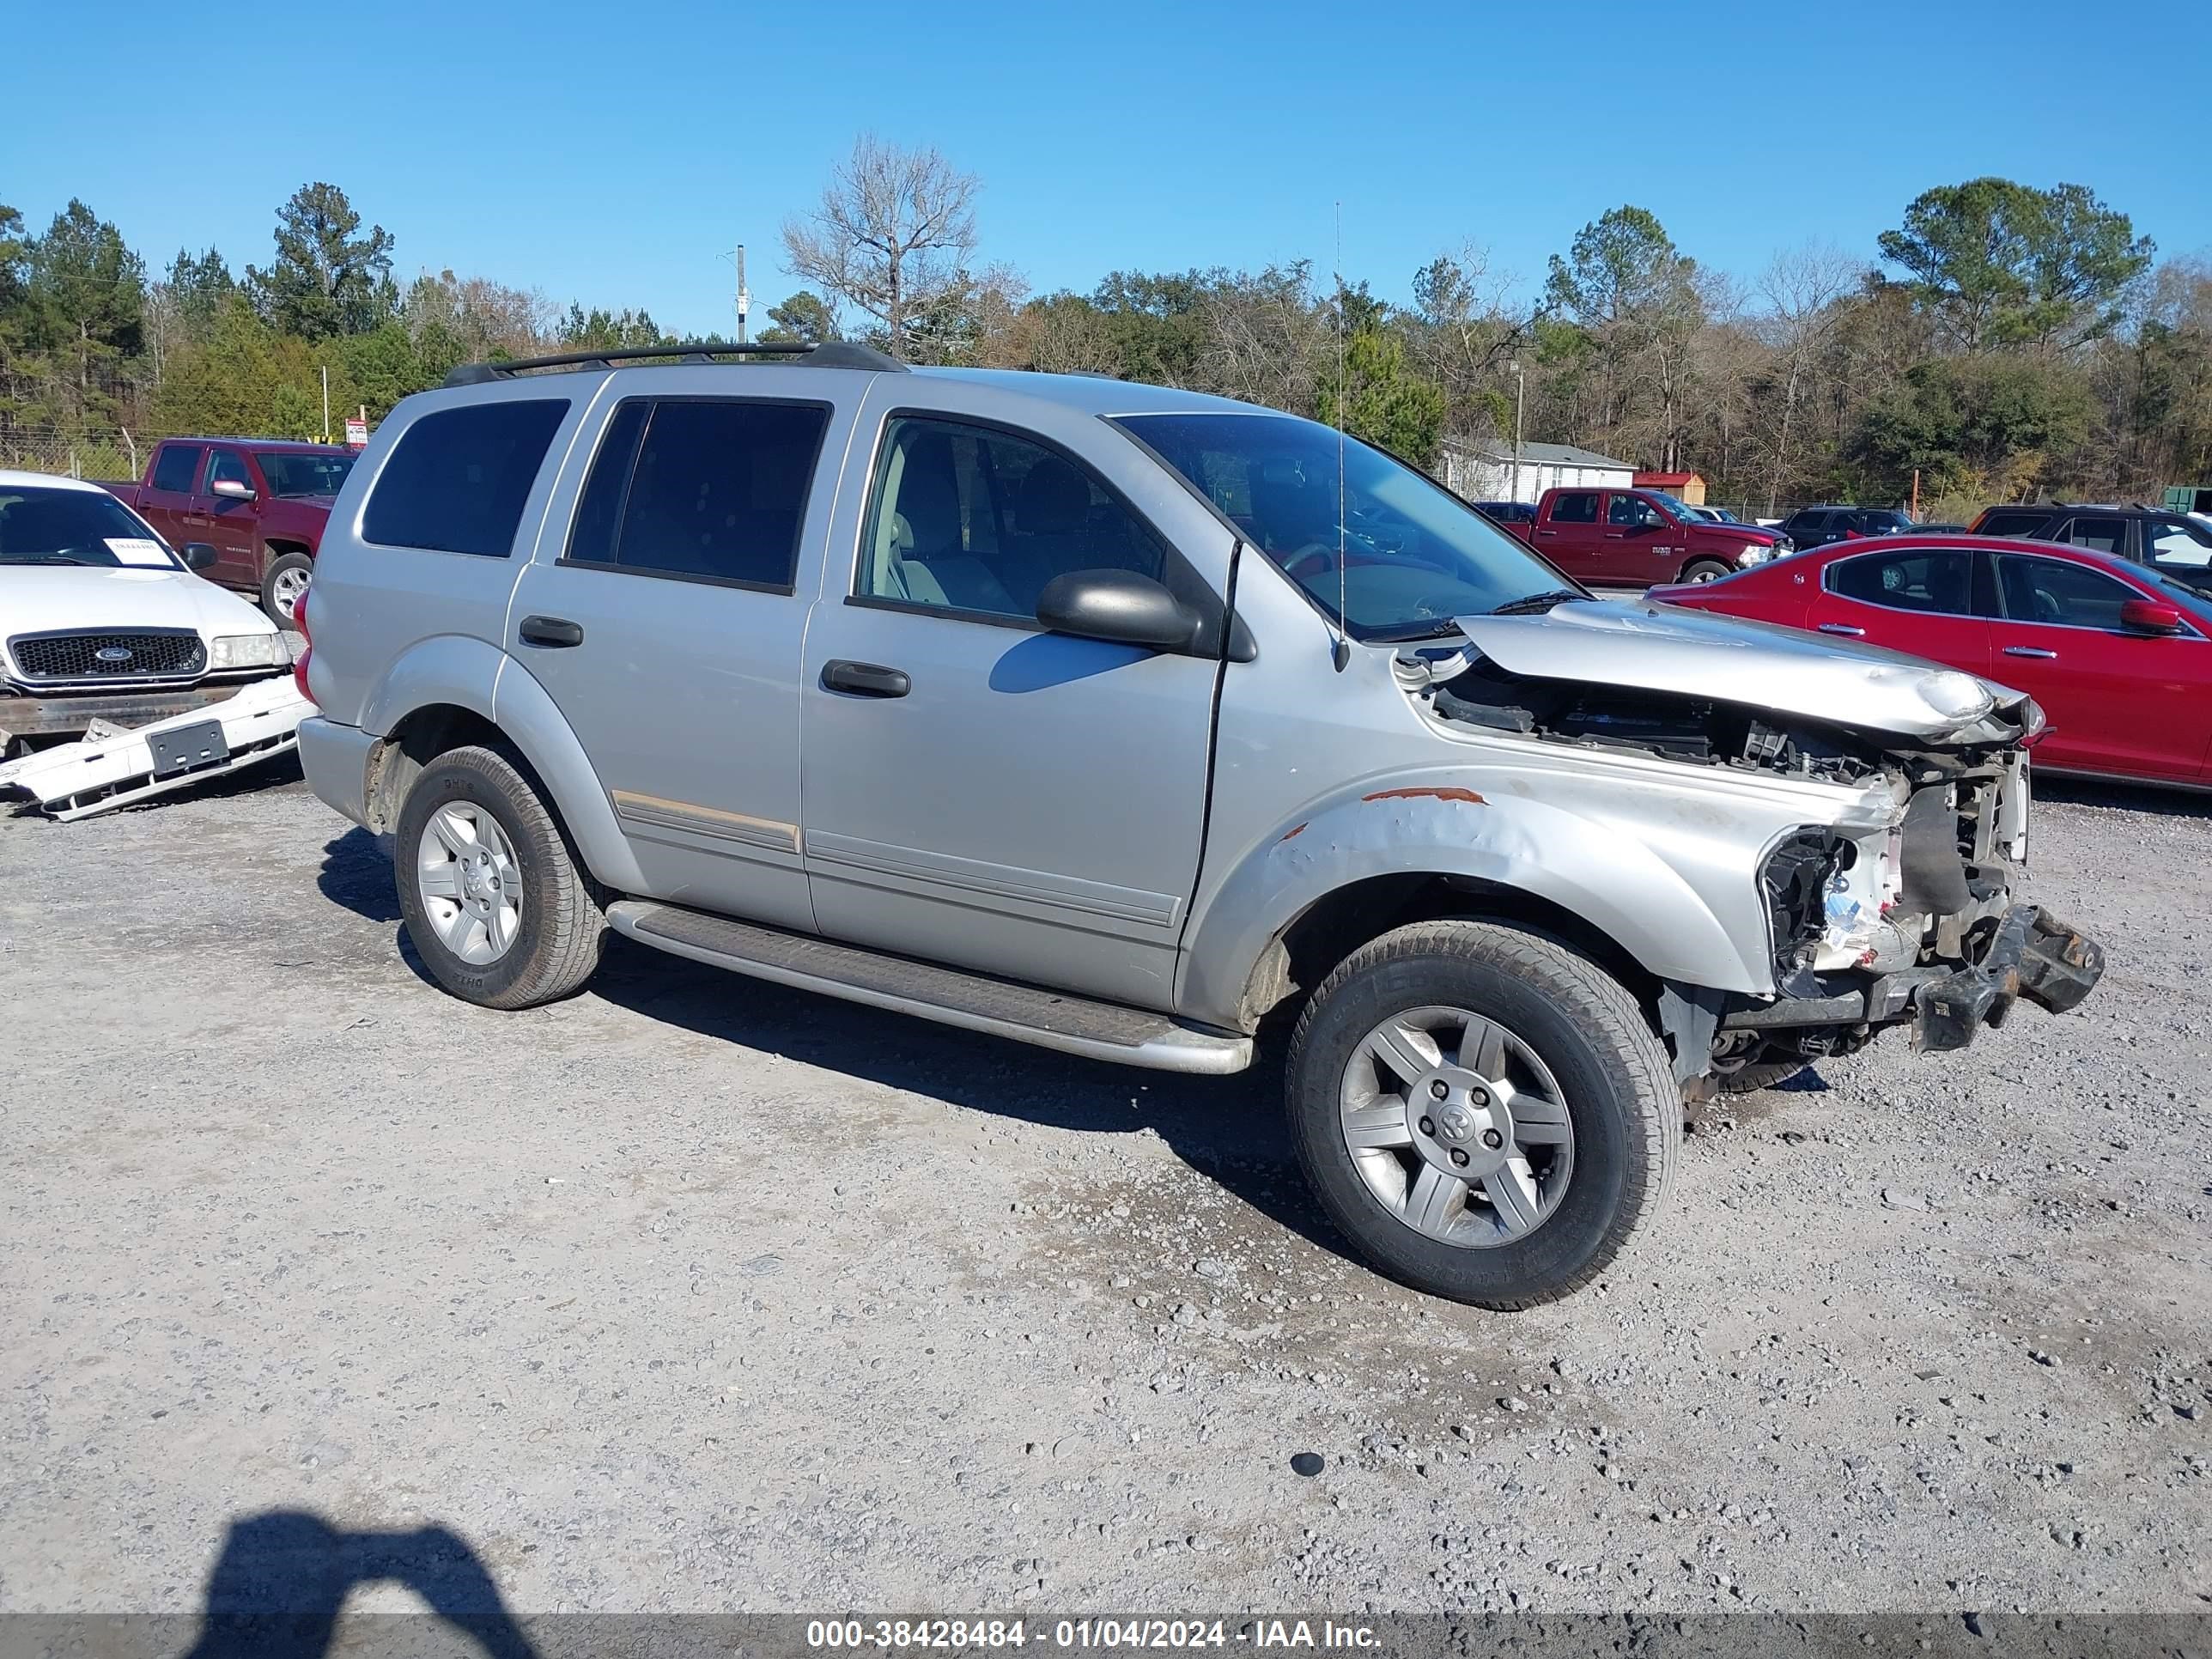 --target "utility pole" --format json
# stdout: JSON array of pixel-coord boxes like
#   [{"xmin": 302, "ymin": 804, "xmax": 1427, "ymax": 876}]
[
  {"xmin": 1509, "ymin": 359, "xmax": 1527, "ymax": 501},
  {"xmin": 735, "ymin": 243, "xmax": 750, "ymax": 344},
  {"xmin": 320, "ymin": 366, "xmax": 330, "ymax": 444}
]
